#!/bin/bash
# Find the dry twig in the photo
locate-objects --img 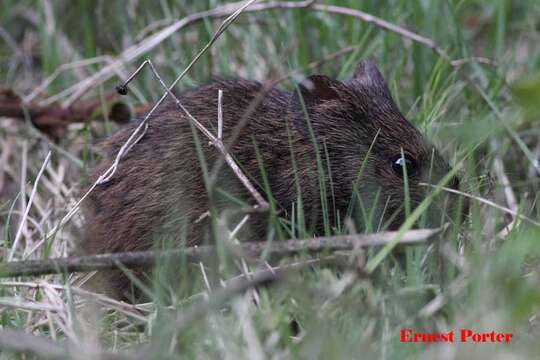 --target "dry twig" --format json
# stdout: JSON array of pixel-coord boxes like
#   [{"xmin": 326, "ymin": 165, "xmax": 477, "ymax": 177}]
[
  {"xmin": 0, "ymin": 88, "xmax": 131, "ymax": 138},
  {"xmin": 0, "ymin": 228, "xmax": 440, "ymax": 278}
]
